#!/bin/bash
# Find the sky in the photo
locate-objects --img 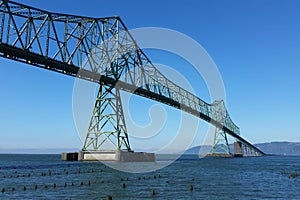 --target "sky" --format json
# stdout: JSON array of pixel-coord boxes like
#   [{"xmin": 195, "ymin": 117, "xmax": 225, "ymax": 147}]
[{"xmin": 0, "ymin": 0, "xmax": 300, "ymax": 152}]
